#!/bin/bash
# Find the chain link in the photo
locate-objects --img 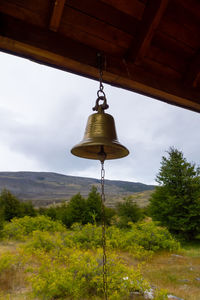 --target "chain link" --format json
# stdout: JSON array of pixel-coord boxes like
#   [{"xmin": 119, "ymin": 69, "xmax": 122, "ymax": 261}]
[
  {"xmin": 101, "ymin": 161, "xmax": 108, "ymax": 300},
  {"xmin": 99, "ymin": 69, "xmax": 104, "ymax": 92}
]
